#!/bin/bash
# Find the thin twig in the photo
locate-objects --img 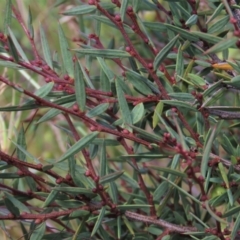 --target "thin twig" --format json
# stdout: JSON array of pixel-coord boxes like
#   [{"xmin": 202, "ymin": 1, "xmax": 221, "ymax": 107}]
[
  {"xmin": 12, "ymin": 5, "xmax": 41, "ymax": 60},
  {"xmin": 125, "ymin": 211, "xmax": 197, "ymax": 233}
]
